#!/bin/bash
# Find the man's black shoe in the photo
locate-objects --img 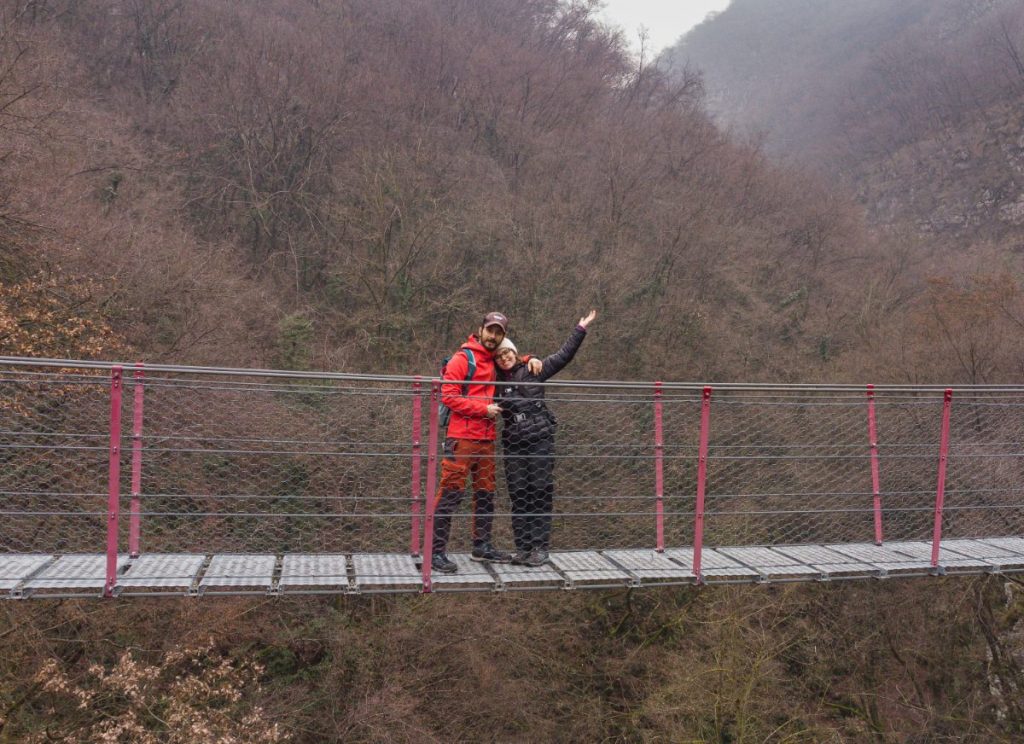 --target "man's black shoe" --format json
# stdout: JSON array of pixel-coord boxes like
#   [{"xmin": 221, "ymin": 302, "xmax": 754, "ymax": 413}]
[
  {"xmin": 511, "ymin": 549, "xmax": 532, "ymax": 565},
  {"xmin": 431, "ymin": 553, "xmax": 458, "ymax": 574},
  {"xmin": 524, "ymin": 549, "xmax": 549, "ymax": 567},
  {"xmin": 471, "ymin": 543, "xmax": 512, "ymax": 563}
]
